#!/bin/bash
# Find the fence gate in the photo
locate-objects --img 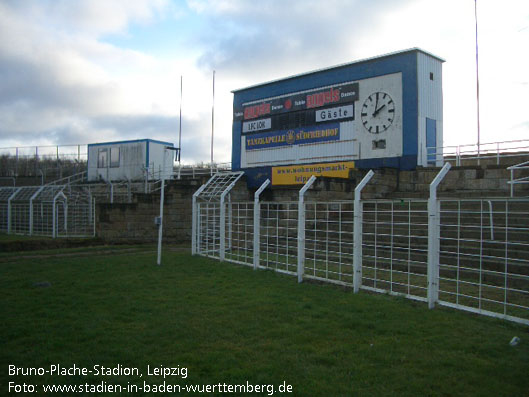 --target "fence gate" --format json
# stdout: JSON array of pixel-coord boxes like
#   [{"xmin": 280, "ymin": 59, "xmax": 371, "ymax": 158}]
[{"xmin": 192, "ymin": 172, "xmax": 245, "ymax": 259}]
